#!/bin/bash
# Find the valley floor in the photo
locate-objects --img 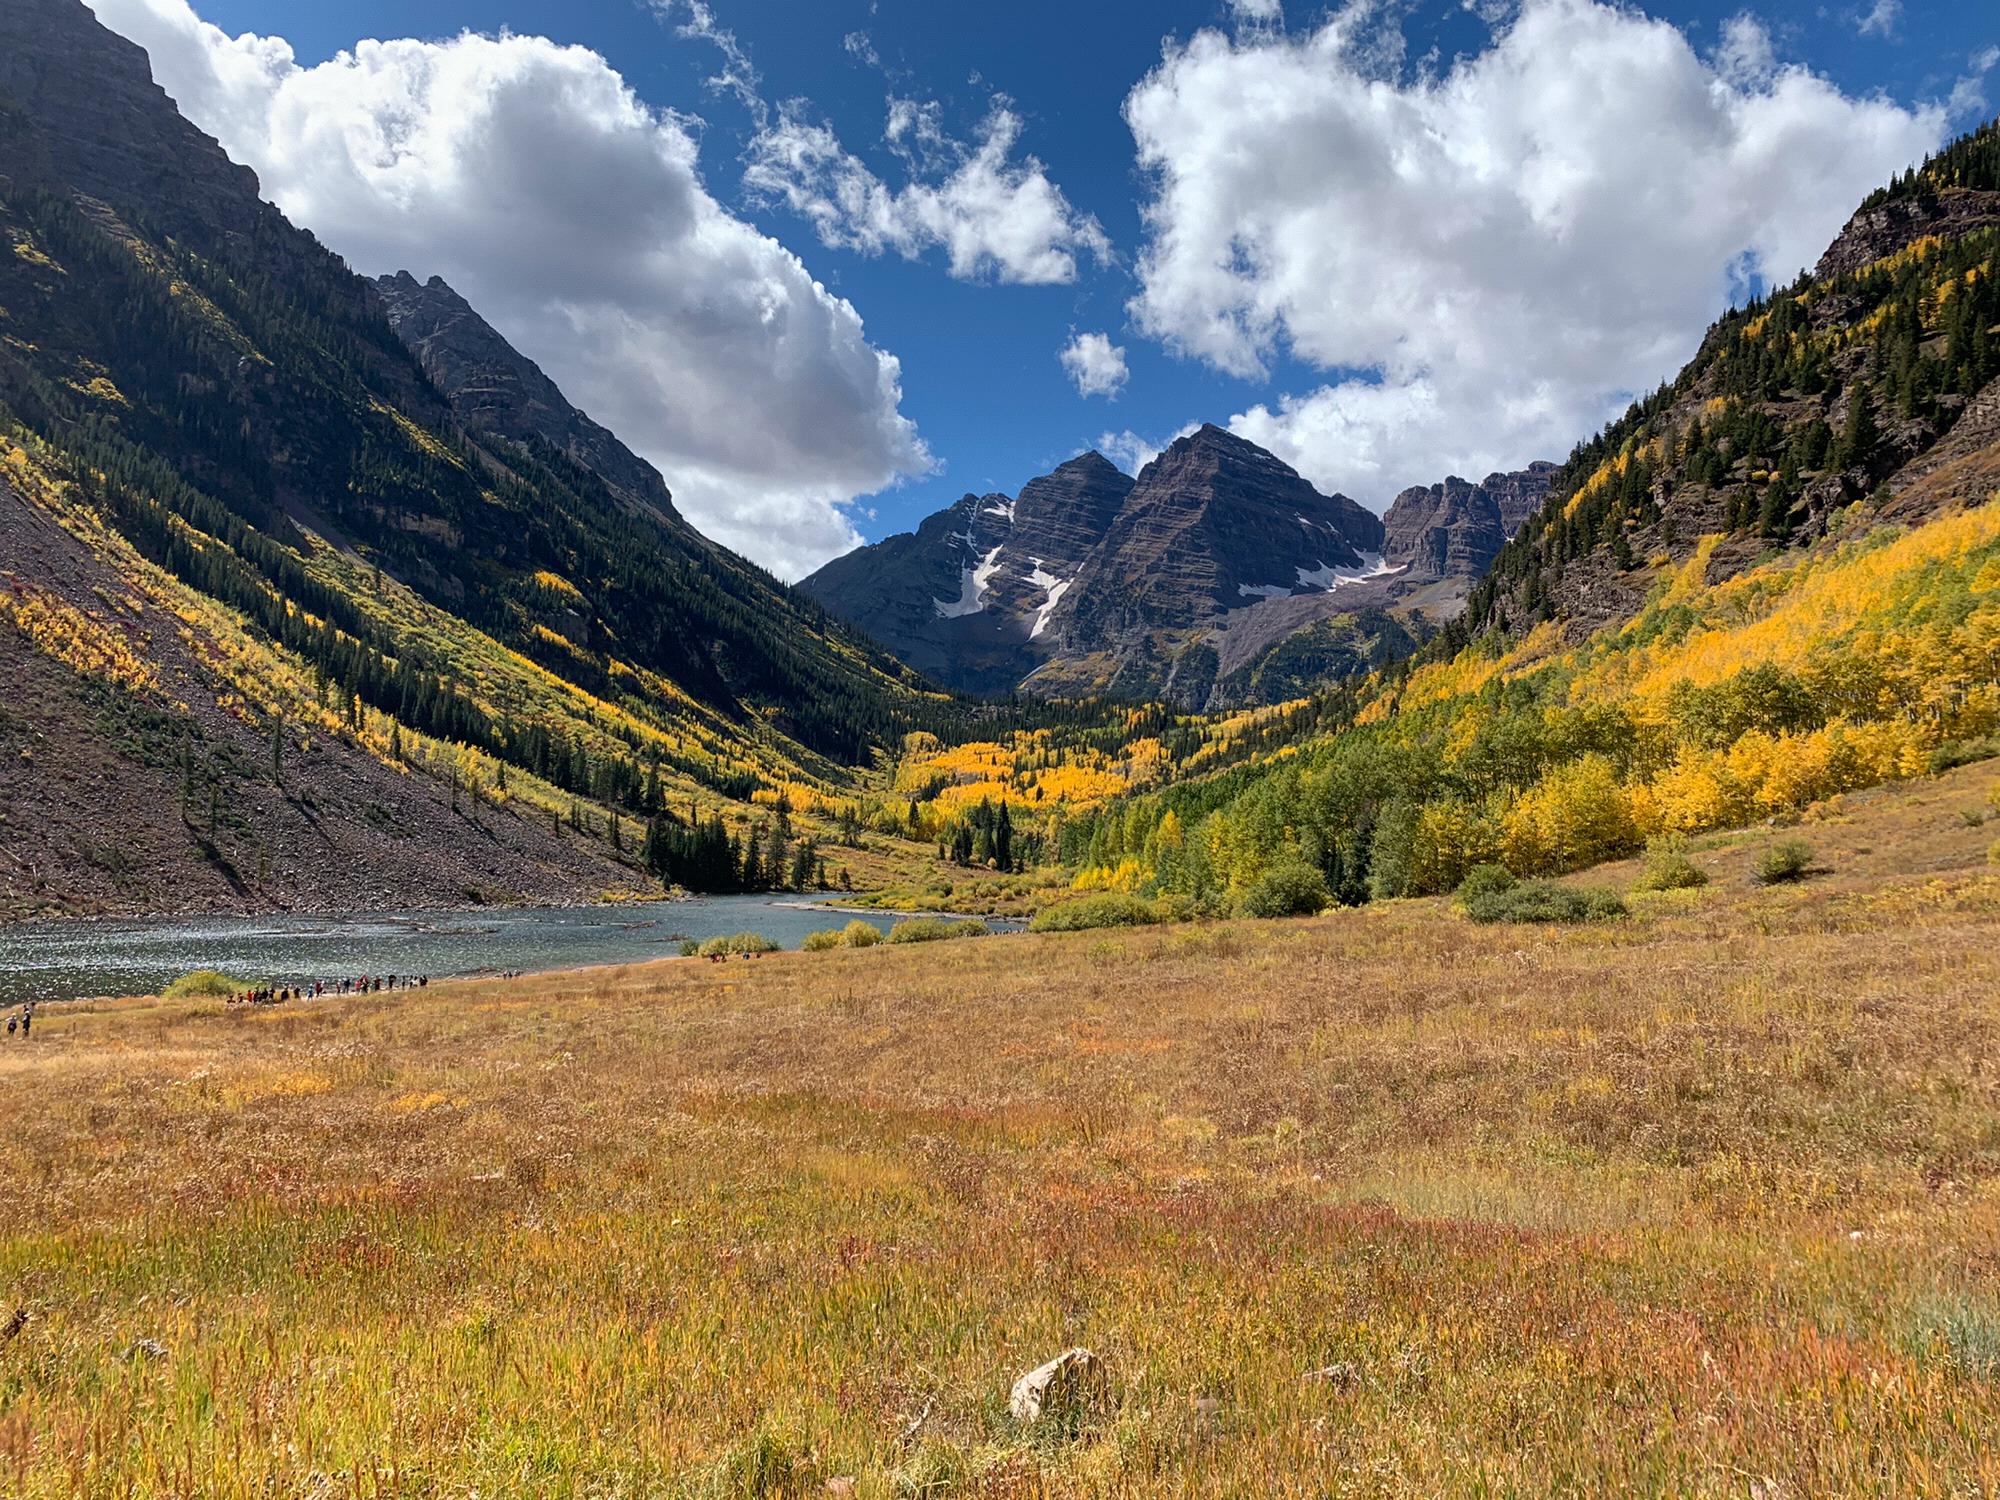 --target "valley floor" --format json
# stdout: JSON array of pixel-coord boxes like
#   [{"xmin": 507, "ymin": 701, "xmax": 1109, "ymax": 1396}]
[{"xmin": 3, "ymin": 764, "xmax": 1999, "ymax": 1496}]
